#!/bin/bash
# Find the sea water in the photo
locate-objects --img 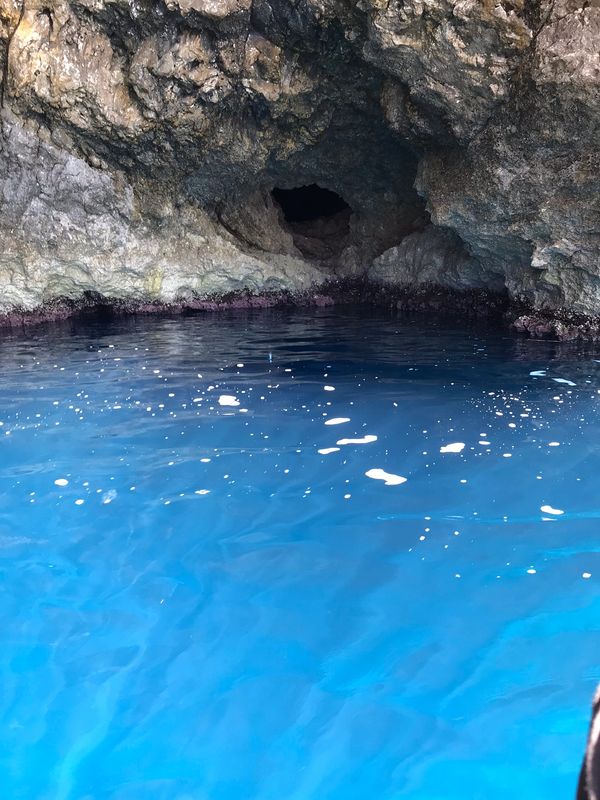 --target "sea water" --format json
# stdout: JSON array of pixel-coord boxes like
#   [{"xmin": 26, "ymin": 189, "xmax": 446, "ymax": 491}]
[{"xmin": 0, "ymin": 308, "xmax": 598, "ymax": 799}]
